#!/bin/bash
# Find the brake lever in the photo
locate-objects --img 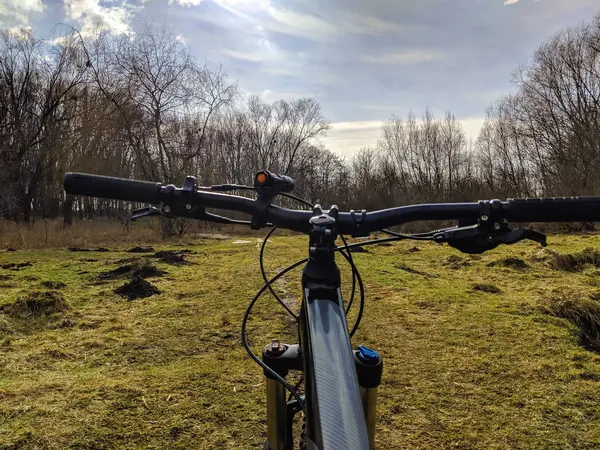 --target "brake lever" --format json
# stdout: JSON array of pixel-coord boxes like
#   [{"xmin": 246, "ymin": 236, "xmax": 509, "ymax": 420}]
[
  {"xmin": 131, "ymin": 206, "xmax": 161, "ymax": 221},
  {"xmin": 504, "ymin": 228, "xmax": 547, "ymax": 247},
  {"xmin": 433, "ymin": 224, "xmax": 547, "ymax": 254},
  {"xmin": 132, "ymin": 202, "xmax": 249, "ymax": 225}
]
